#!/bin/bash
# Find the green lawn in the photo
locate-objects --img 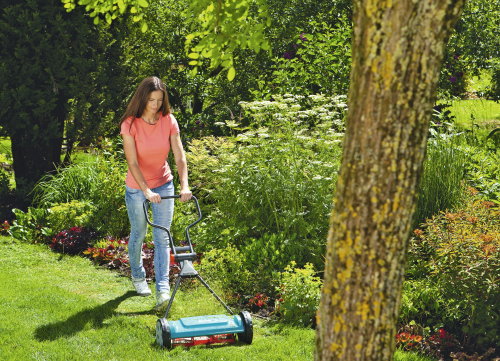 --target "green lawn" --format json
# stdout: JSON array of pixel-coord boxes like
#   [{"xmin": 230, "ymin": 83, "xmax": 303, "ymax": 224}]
[
  {"xmin": 448, "ymin": 99, "xmax": 500, "ymax": 129},
  {"xmin": 0, "ymin": 236, "xmax": 434, "ymax": 361}
]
